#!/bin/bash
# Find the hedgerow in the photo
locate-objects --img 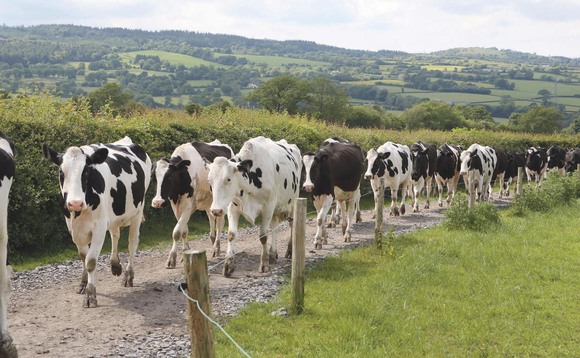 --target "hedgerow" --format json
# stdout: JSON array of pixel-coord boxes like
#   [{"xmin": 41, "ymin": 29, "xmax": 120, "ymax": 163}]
[{"xmin": 1, "ymin": 93, "xmax": 580, "ymax": 258}]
